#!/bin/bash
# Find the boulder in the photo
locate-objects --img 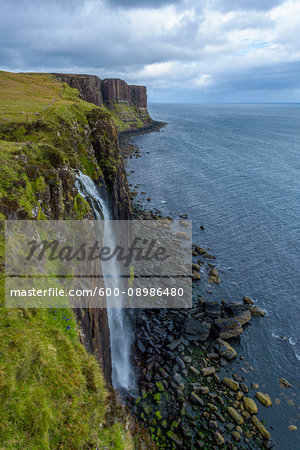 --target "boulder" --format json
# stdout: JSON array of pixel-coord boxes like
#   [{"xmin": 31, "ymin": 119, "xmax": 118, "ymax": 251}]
[
  {"xmin": 183, "ymin": 356, "xmax": 192, "ymax": 363},
  {"xmin": 166, "ymin": 430, "xmax": 183, "ymax": 446},
  {"xmin": 240, "ymin": 382, "xmax": 249, "ymax": 393},
  {"xmin": 190, "ymin": 391, "xmax": 204, "ymax": 406},
  {"xmin": 212, "ymin": 318, "xmax": 243, "ymax": 339},
  {"xmin": 251, "ymin": 415, "xmax": 271, "ymax": 439},
  {"xmin": 243, "ymin": 296, "xmax": 254, "ymax": 305},
  {"xmin": 224, "ymin": 301, "xmax": 251, "ymax": 325},
  {"xmin": 256, "ymin": 392, "xmax": 272, "ymax": 407},
  {"xmin": 189, "ymin": 366, "xmax": 200, "ymax": 376},
  {"xmin": 208, "ymin": 268, "xmax": 220, "ymax": 284},
  {"xmin": 203, "ymin": 252, "xmax": 216, "ymax": 260},
  {"xmin": 243, "ymin": 396, "xmax": 258, "ymax": 414},
  {"xmin": 192, "ymin": 271, "xmax": 201, "ymax": 281},
  {"xmin": 194, "ymin": 245, "xmax": 206, "ymax": 255},
  {"xmin": 250, "ymin": 305, "xmax": 266, "ymax": 317},
  {"xmin": 279, "ymin": 378, "xmax": 292, "ymax": 388},
  {"xmin": 236, "ymin": 391, "xmax": 244, "ymax": 401},
  {"xmin": 208, "ymin": 275, "xmax": 220, "ymax": 284},
  {"xmin": 209, "ymin": 268, "xmax": 218, "ymax": 277},
  {"xmin": 232, "ymin": 431, "xmax": 241, "ymax": 442},
  {"xmin": 215, "ymin": 338, "xmax": 237, "ymax": 360},
  {"xmin": 182, "ymin": 317, "xmax": 211, "ymax": 341},
  {"xmin": 137, "ymin": 340, "xmax": 146, "ymax": 353},
  {"xmin": 209, "ymin": 420, "xmax": 218, "ymax": 429},
  {"xmin": 205, "ymin": 301, "xmax": 221, "ymax": 319},
  {"xmin": 223, "ymin": 377, "xmax": 239, "ymax": 391},
  {"xmin": 227, "ymin": 407, "xmax": 244, "ymax": 425},
  {"xmin": 168, "ymin": 339, "xmax": 181, "ymax": 351},
  {"xmin": 173, "ymin": 373, "xmax": 184, "ymax": 386},
  {"xmin": 207, "ymin": 403, "xmax": 218, "ymax": 412},
  {"xmin": 201, "ymin": 367, "xmax": 216, "ymax": 376},
  {"xmin": 214, "ymin": 431, "xmax": 224, "ymax": 446}
]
